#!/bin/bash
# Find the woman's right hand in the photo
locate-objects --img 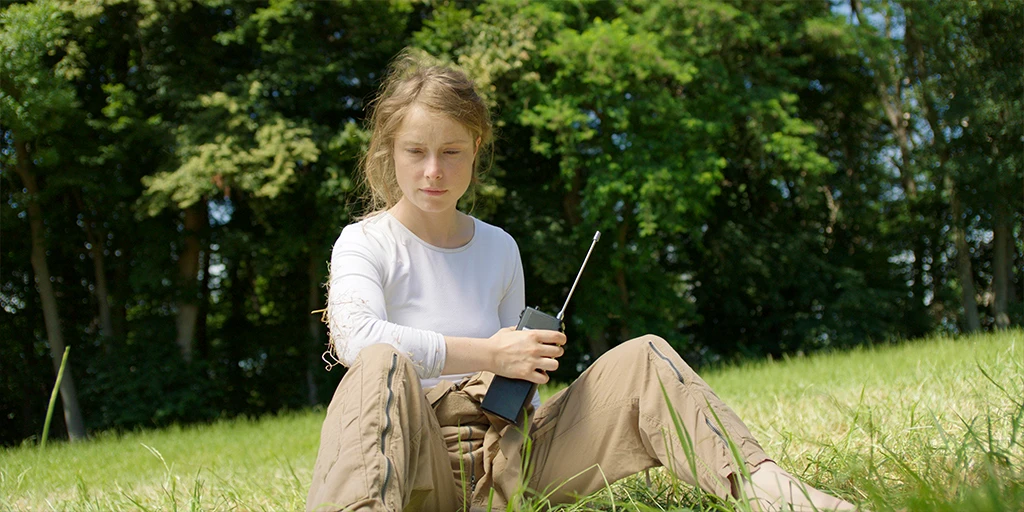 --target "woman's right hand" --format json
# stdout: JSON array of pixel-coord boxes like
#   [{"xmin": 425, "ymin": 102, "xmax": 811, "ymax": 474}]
[{"xmin": 488, "ymin": 327, "xmax": 566, "ymax": 384}]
